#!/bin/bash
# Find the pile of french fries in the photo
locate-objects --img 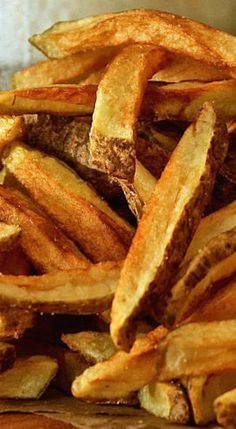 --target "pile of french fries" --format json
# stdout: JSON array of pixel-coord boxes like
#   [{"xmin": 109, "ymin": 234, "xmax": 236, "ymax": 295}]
[{"xmin": 1, "ymin": 8, "xmax": 236, "ymax": 427}]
